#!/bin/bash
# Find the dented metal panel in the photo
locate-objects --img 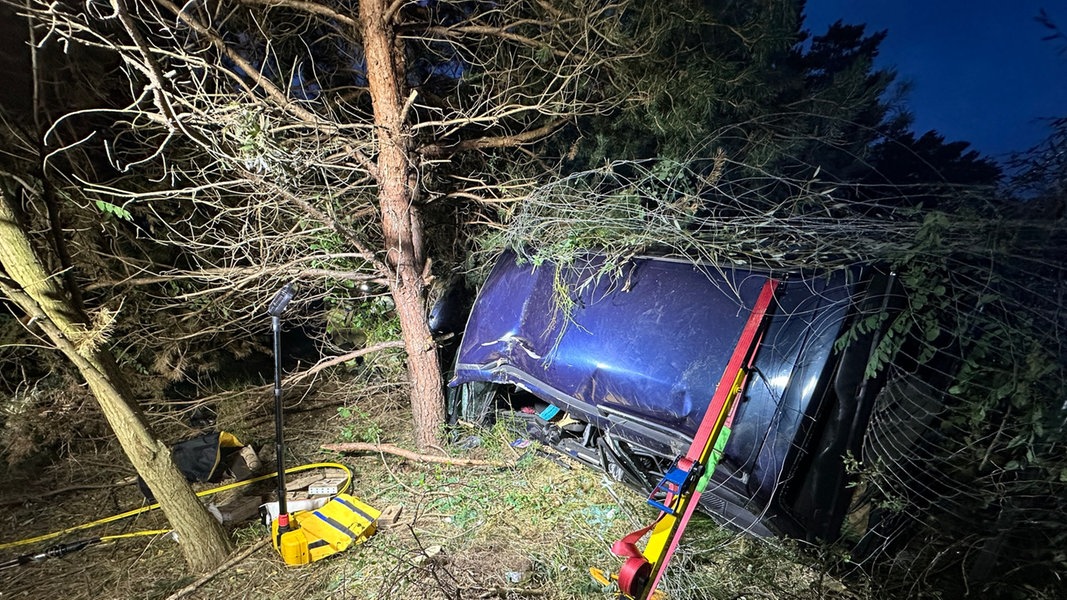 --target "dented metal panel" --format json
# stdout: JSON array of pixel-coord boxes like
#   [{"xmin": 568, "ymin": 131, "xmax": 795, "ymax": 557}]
[
  {"xmin": 451, "ymin": 251, "xmax": 867, "ymax": 537},
  {"xmin": 453, "ymin": 253, "xmax": 768, "ymax": 432}
]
